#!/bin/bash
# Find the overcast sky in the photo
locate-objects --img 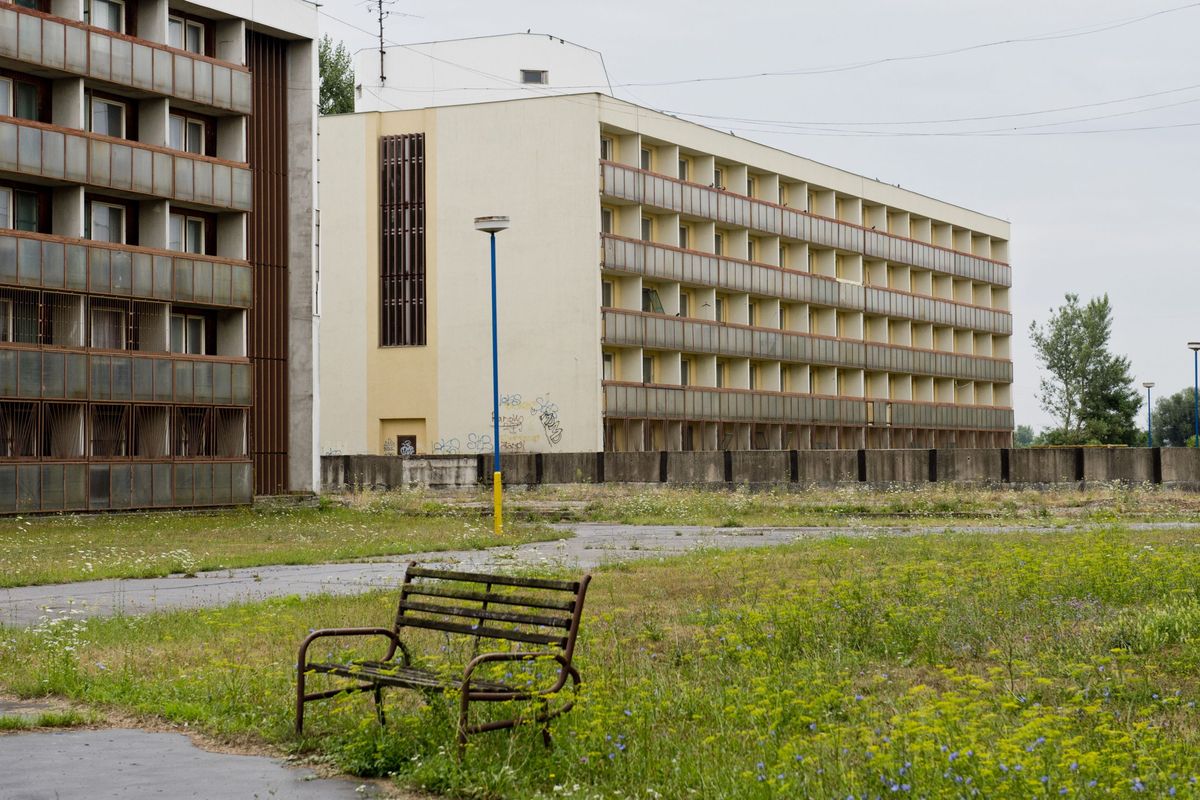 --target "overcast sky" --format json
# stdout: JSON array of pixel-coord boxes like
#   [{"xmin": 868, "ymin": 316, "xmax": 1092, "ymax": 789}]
[{"xmin": 318, "ymin": 0, "xmax": 1200, "ymax": 431}]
